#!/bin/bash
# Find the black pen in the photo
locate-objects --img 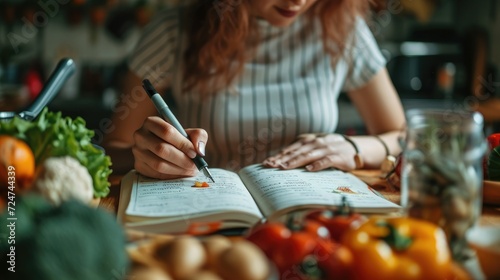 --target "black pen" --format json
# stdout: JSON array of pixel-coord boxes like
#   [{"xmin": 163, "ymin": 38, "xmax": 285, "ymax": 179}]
[{"xmin": 142, "ymin": 79, "xmax": 215, "ymax": 183}]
